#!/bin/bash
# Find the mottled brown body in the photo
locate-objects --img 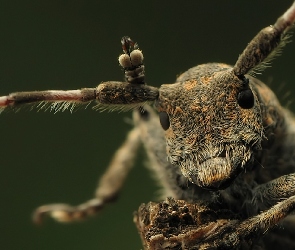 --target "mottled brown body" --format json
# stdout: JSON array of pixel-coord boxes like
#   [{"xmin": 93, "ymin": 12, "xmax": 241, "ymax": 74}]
[
  {"xmin": 133, "ymin": 63, "xmax": 295, "ymax": 249},
  {"xmin": 1, "ymin": 2, "xmax": 295, "ymax": 250}
]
